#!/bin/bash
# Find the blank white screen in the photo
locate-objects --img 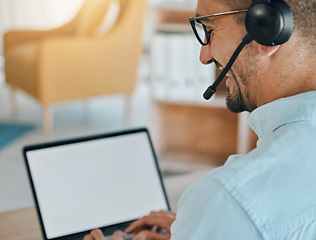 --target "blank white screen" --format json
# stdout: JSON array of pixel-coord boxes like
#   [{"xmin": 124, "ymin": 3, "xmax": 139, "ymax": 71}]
[{"xmin": 26, "ymin": 132, "xmax": 168, "ymax": 239}]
